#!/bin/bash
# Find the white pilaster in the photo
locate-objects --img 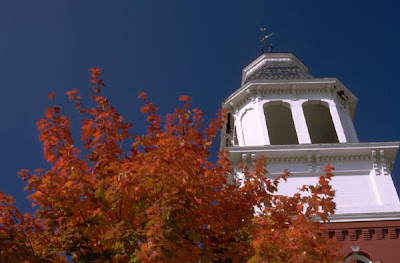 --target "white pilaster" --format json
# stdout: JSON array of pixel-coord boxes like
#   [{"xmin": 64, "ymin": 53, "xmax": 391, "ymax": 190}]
[{"xmin": 375, "ymin": 150, "xmax": 400, "ymax": 207}]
